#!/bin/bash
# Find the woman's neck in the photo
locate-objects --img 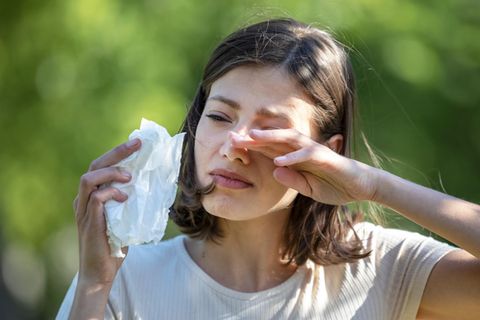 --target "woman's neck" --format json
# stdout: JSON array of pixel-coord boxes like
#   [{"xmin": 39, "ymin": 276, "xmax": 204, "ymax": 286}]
[{"xmin": 184, "ymin": 210, "xmax": 298, "ymax": 292}]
